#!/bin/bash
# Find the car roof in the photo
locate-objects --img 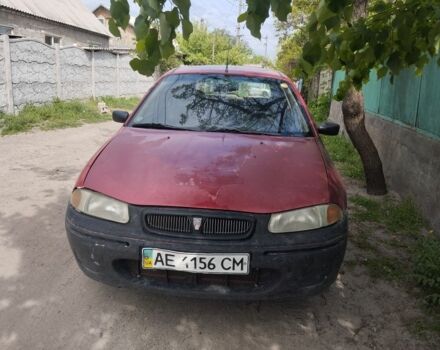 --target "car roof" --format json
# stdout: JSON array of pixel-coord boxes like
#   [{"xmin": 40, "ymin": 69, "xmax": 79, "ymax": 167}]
[{"xmin": 171, "ymin": 65, "xmax": 289, "ymax": 80}]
